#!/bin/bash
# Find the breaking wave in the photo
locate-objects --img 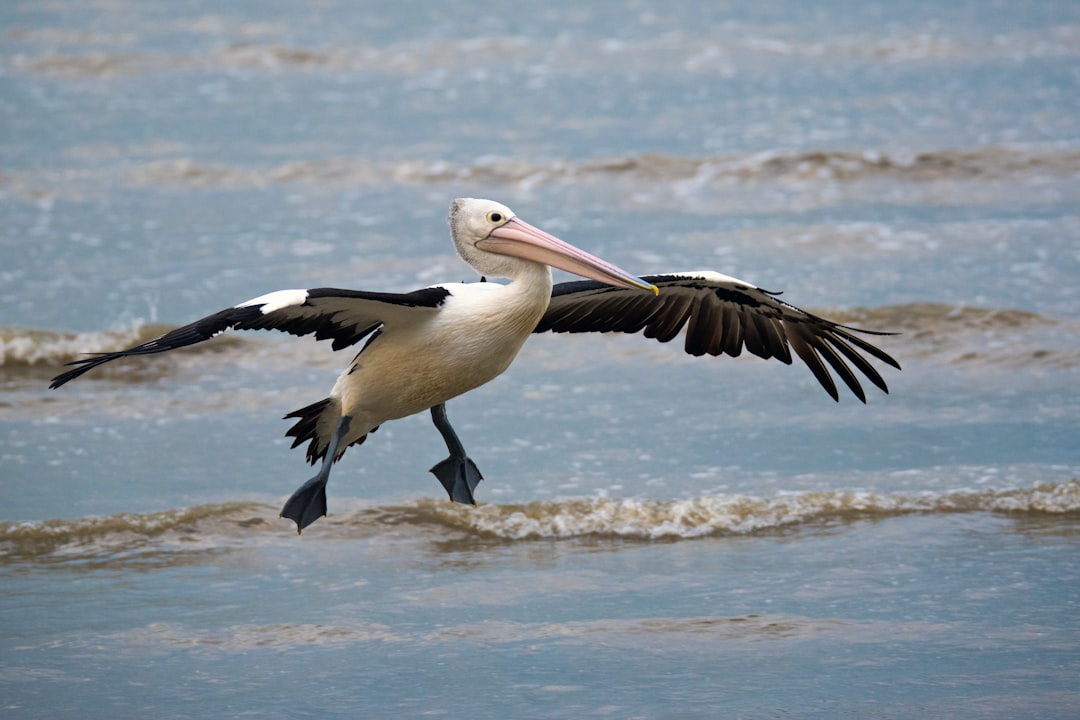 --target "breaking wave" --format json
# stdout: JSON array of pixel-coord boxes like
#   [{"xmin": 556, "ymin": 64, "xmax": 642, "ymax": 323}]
[
  {"xmin": 0, "ymin": 323, "xmax": 245, "ymax": 369},
  {"xmin": 3, "ymin": 480, "xmax": 1077, "ymax": 562},
  {"xmin": 119, "ymin": 146, "xmax": 1080, "ymax": 189},
  {"xmin": 10, "ymin": 24, "xmax": 1078, "ymax": 79},
  {"xmin": 110, "ymin": 614, "xmax": 934, "ymax": 652},
  {"xmin": 0, "ymin": 503, "xmax": 261, "ymax": 561},
  {"xmin": 409, "ymin": 481, "xmax": 1080, "ymax": 540},
  {"xmin": 4, "ymin": 146, "xmax": 1077, "ymax": 202},
  {"xmin": 826, "ymin": 304, "xmax": 1077, "ymax": 368}
]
